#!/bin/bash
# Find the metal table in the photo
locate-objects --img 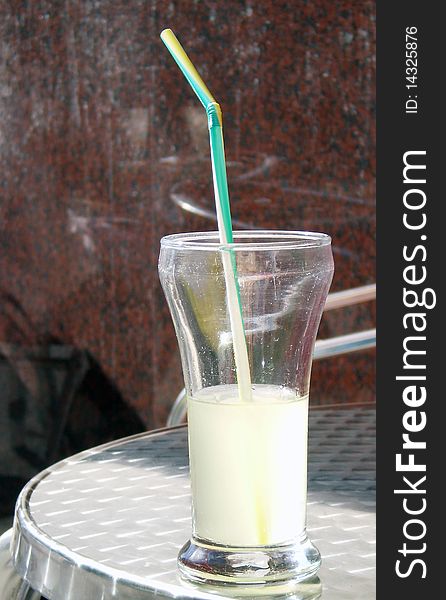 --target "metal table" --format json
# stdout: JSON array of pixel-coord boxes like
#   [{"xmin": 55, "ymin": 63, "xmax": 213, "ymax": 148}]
[{"xmin": 5, "ymin": 407, "xmax": 375, "ymax": 599}]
